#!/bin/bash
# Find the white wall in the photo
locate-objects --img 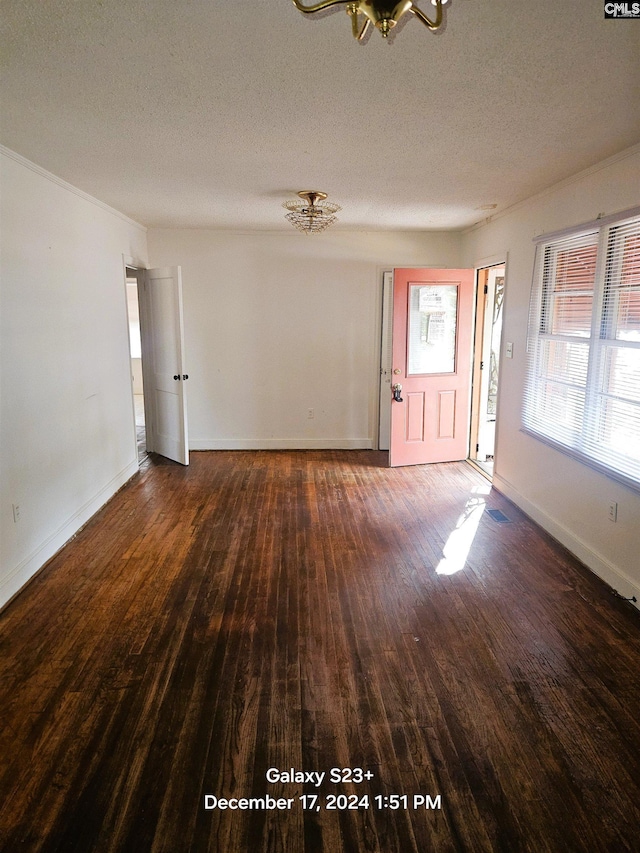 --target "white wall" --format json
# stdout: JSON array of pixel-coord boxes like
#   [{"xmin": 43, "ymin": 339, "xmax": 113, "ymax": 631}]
[
  {"xmin": 147, "ymin": 229, "xmax": 463, "ymax": 450},
  {"xmin": 461, "ymin": 145, "xmax": 640, "ymax": 606},
  {"xmin": 0, "ymin": 149, "xmax": 148, "ymax": 609},
  {"xmin": 5, "ymin": 141, "xmax": 638, "ymax": 613}
]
